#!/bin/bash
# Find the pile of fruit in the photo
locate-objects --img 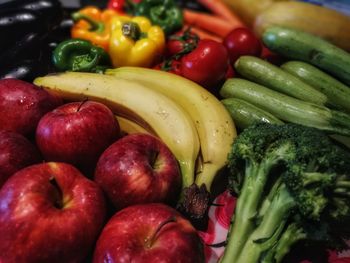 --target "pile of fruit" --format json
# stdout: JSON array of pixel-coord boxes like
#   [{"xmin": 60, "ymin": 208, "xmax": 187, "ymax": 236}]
[{"xmin": 0, "ymin": 0, "xmax": 350, "ymax": 262}]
